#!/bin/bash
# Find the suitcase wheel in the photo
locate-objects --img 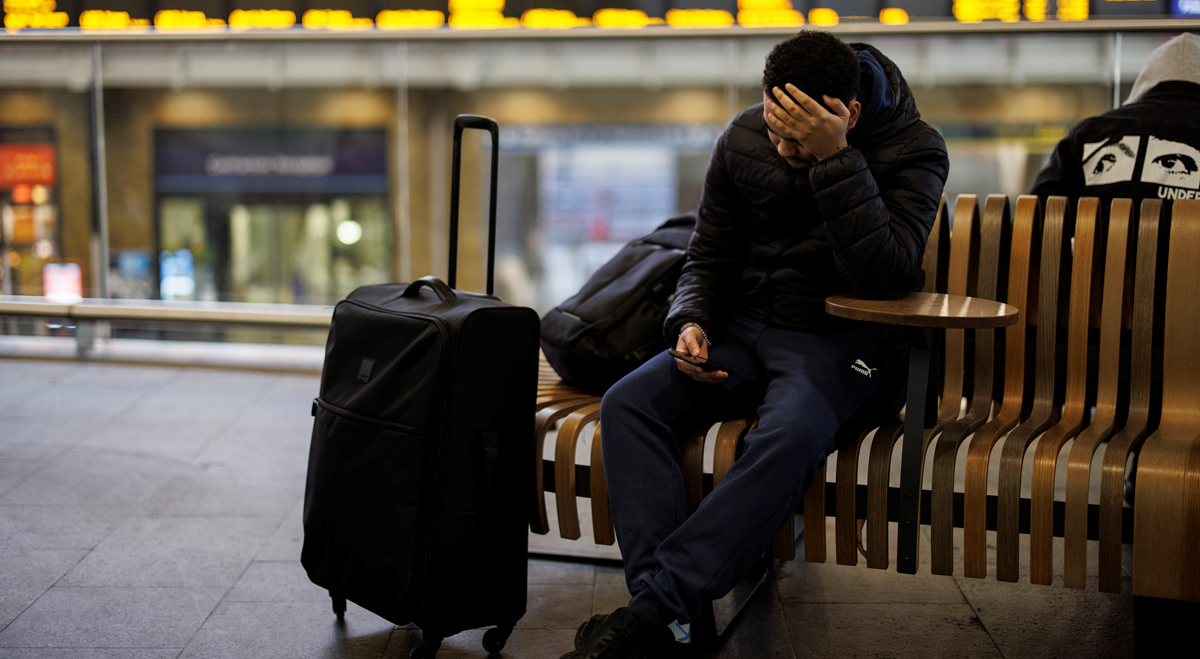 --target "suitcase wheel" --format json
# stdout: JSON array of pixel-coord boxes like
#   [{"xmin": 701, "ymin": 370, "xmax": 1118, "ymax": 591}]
[
  {"xmin": 330, "ymin": 593, "xmax": 346, "ymax": 621},
  {"xmin": 482, "ymin": 624, "xmax": 514, "ymax": 654}
]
